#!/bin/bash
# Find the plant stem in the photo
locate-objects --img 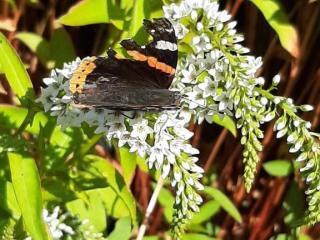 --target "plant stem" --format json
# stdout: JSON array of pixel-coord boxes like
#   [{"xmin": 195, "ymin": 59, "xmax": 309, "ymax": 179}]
[{"xmin": 137, "ymin": 177, "xmax": 164, "ymax": 240}]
